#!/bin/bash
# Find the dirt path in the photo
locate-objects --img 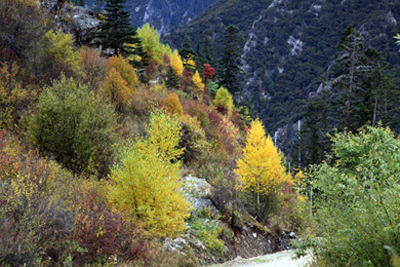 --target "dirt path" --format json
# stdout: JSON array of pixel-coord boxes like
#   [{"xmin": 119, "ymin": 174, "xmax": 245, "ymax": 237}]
[{"xmin": 207, "ymin": 250, "xmax": 311, "ymax": 267}]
